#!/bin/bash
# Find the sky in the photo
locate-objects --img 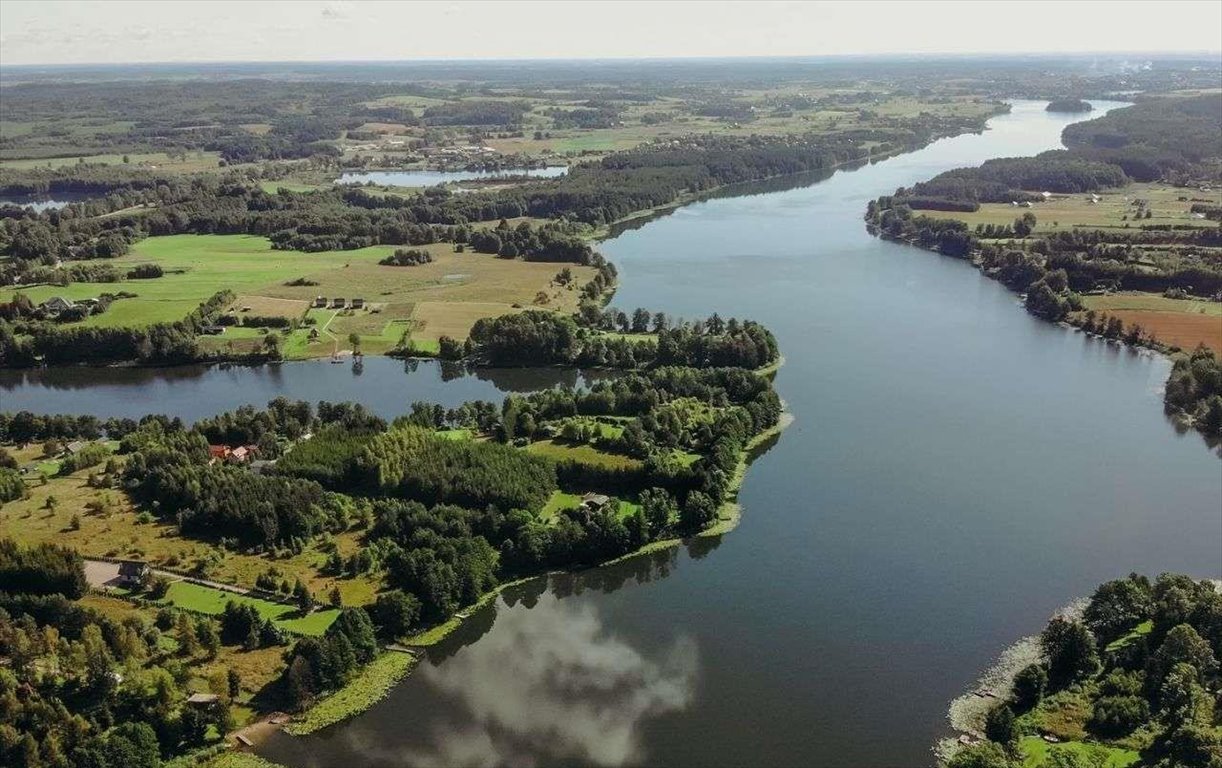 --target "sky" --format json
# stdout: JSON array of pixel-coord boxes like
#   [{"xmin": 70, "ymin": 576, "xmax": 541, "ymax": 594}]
[{"xmin": 1, "ymin": 0, "xmax": 1220, "ymax": 67}]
